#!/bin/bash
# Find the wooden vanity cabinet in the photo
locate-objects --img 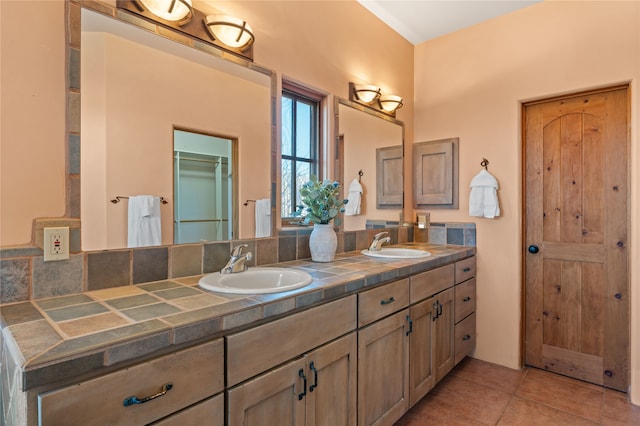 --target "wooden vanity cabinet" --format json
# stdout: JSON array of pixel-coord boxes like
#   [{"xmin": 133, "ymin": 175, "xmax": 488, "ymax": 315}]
[
  {"xmin": 24, "ymin": 256, "xmax": 476, "ymax": 426},
  {"xmin": 227, "ymin": 296, "xmax": 357, "ymax": 426},
  {"xmin": 37, "ymin": 339, "xmax": 224, "ymax": 426}
]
